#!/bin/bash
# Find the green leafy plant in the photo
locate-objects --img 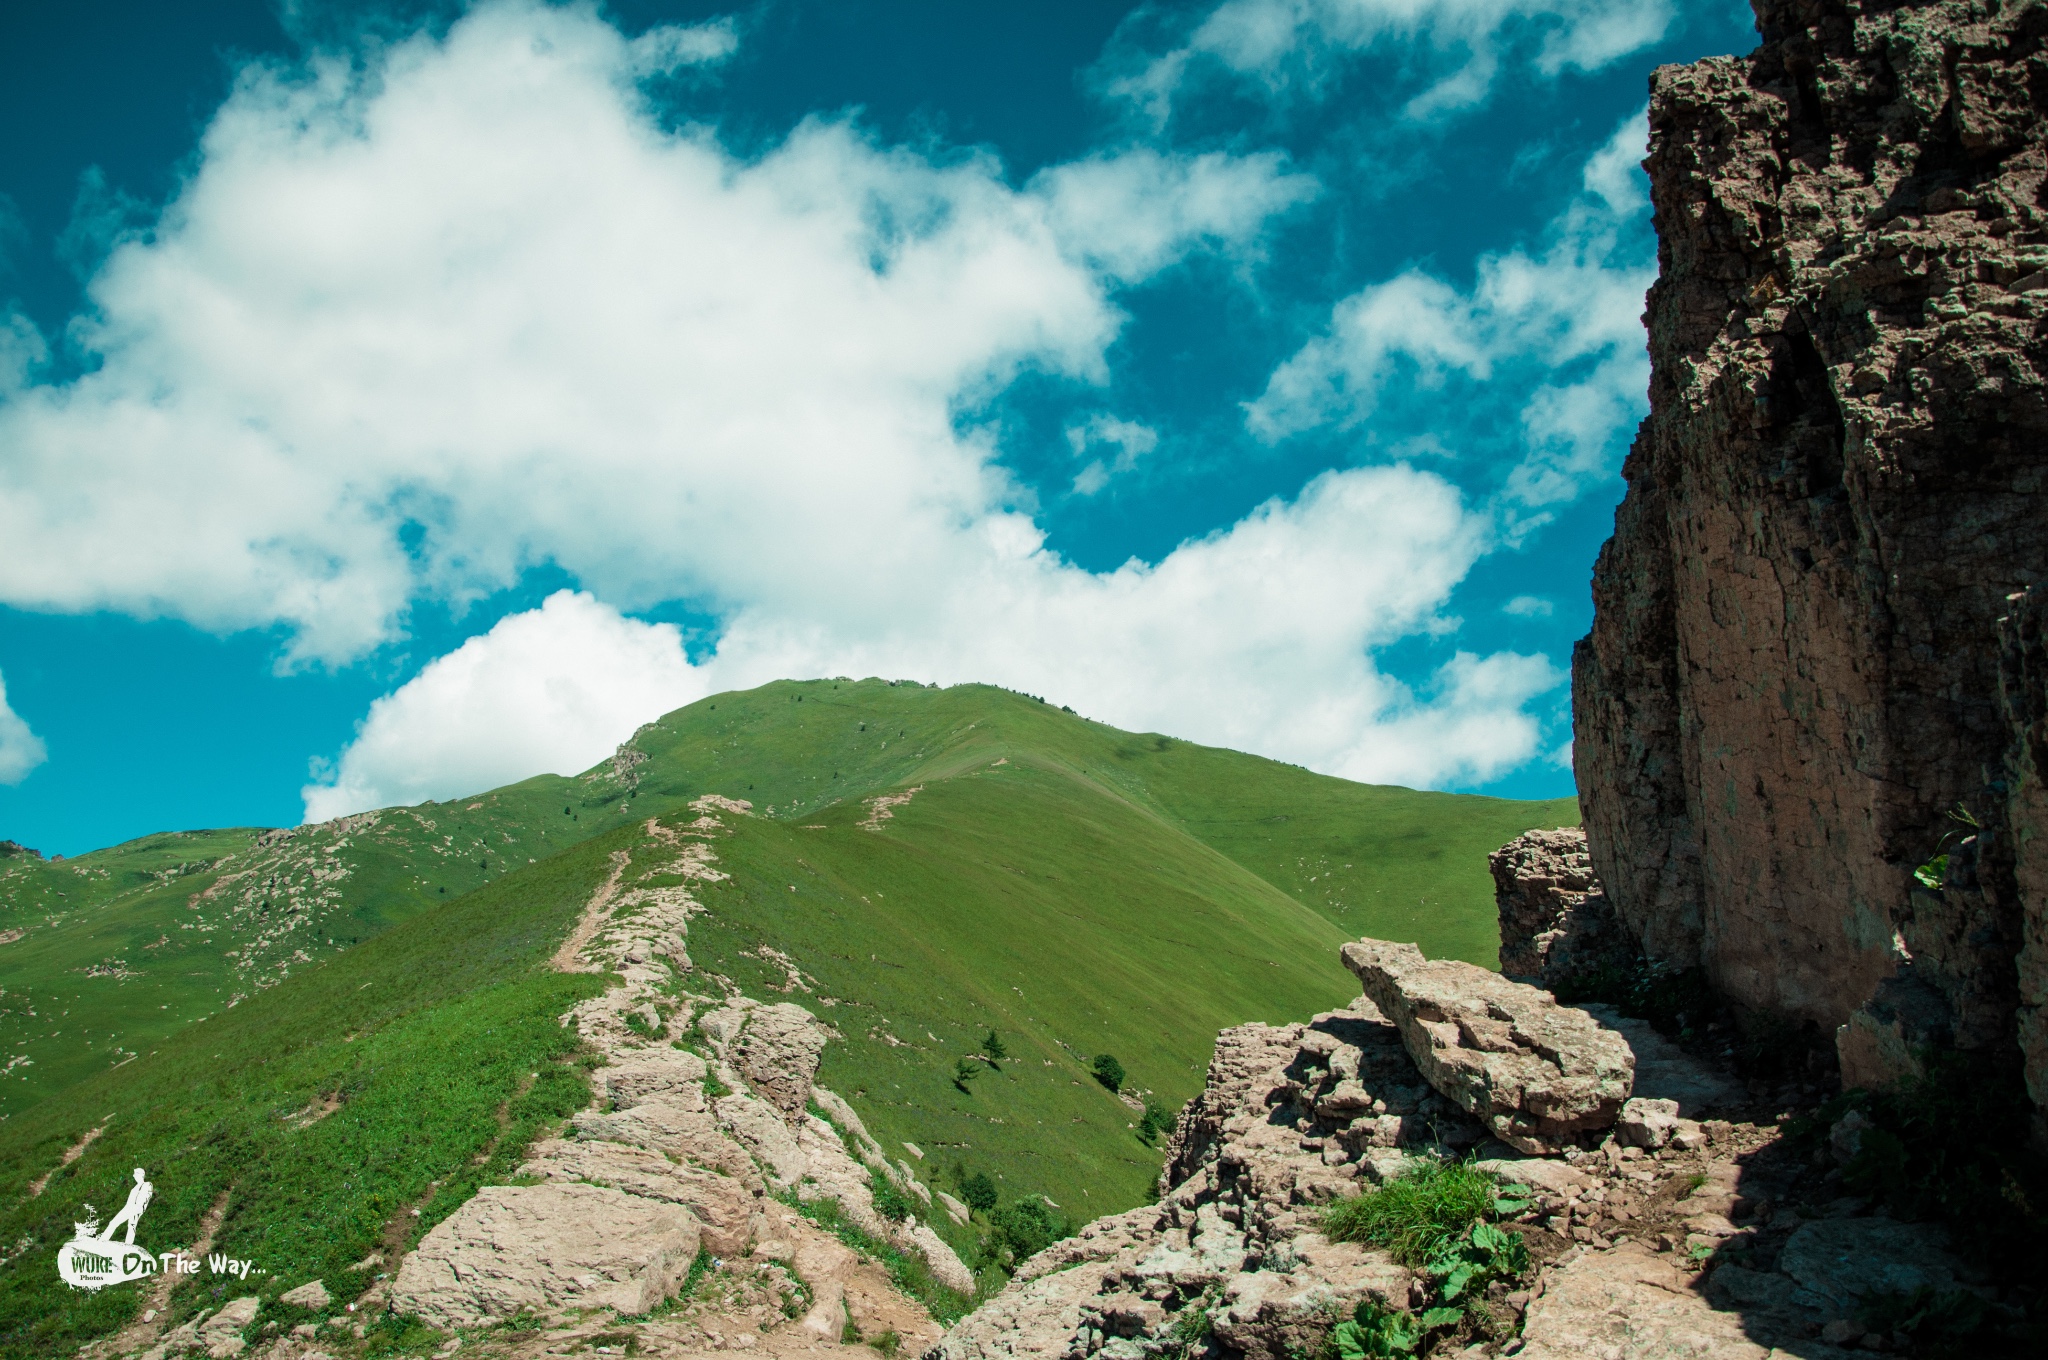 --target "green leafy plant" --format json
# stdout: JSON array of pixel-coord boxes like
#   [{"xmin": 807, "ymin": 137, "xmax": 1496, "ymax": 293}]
[
  {"xmin": 1321, "ymin": 1157, "xmax": 1500, "ymax": 1264},
  {"xmin": 952, "ymin": 1058, "xmax": 981, "ymax": 1093},
  {"xmin": 1912, "ymin": 805, "xmax": 1981, "ymax": 890},
  {"xmin": 1327, "ymin": 1297, "xmax": 1460, "ymax": 1359},
  {"xmin": 870, "ymin": 1174, "xmax": 915, "ymax": 1223},
  {"xmin": 1091, "ymin": 1054, "xmax": 1125, "ymax": 1092},
  {"xmin": 1423, "ymin": 1220, "xmax": 1528, "ymax": 1304},
  {"xmin": 1321, "ymin": 1157, "xmax": 1529, "ymax": 1350},
  {"xmin": 982, "ymin": 1031, "xmax": 1007, "ymax": 1064}
]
